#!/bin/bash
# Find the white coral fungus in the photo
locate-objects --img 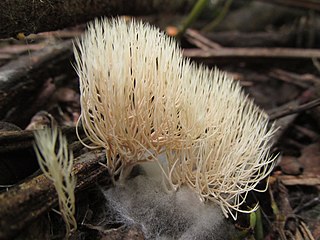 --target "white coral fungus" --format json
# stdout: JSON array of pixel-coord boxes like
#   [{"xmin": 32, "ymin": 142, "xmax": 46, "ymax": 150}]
[
  {"xmin": 74, "ymin": 18, "xmax": 276, "ymax": 219},
  {"xmin": 34, "ymin": 126, "xmax": 77, "ymax": 236}
]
